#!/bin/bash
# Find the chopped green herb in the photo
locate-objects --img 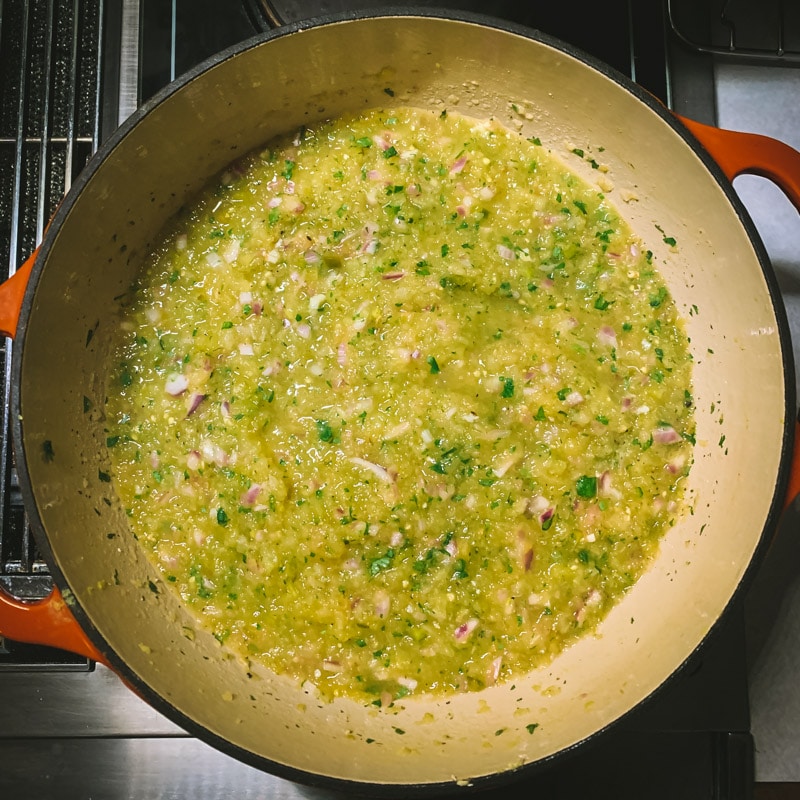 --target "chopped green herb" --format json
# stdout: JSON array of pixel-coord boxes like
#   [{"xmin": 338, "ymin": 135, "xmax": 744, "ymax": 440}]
[
  {"xmin": 575, "ymin": 475, "xmax": 597, "ymax": 498},
  {"xmin": 316, "ymin": 419, "xmax": 336, "ymax": 443}
]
